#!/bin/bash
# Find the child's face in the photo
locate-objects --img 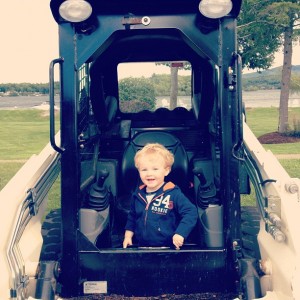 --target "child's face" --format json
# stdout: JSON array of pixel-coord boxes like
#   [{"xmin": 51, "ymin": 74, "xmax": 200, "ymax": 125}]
[{"xmin": 137, "ymin": 153, "xmax": 170, "ymax": 192}]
